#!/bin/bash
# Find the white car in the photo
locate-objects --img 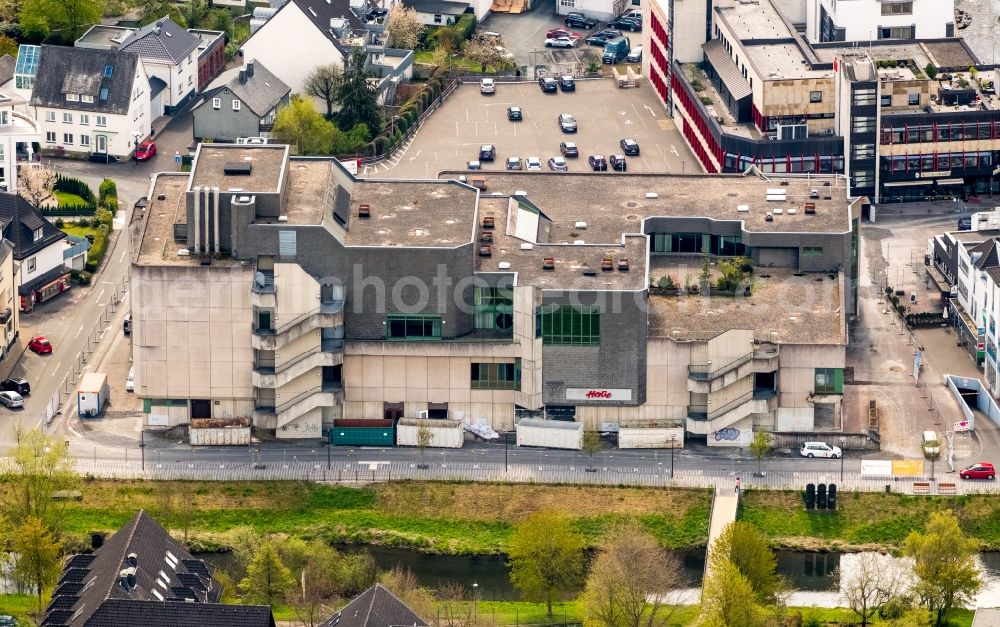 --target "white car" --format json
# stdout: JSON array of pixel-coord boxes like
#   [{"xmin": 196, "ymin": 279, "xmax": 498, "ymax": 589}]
[
  {"xmin": 480, "ymin": 78, "xmax": 496, "ymax": 94},
  {"xmin": 0, "ymin": 390, "xmax": 23, "ymax": 408},
  {"xmin": 545, "ymin": 37, "xmax": 577, "ymax": 48},
  {"xmin": 126, "ymin": 367, "xmax": 135, "ymax": 392},
  {"xmin": 800, "ymin": 441, "xmax": 842, "ymax": 459},
  {"xmin": 526, "ymin": 157, "xmax": 542, "ymax": 171}
]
